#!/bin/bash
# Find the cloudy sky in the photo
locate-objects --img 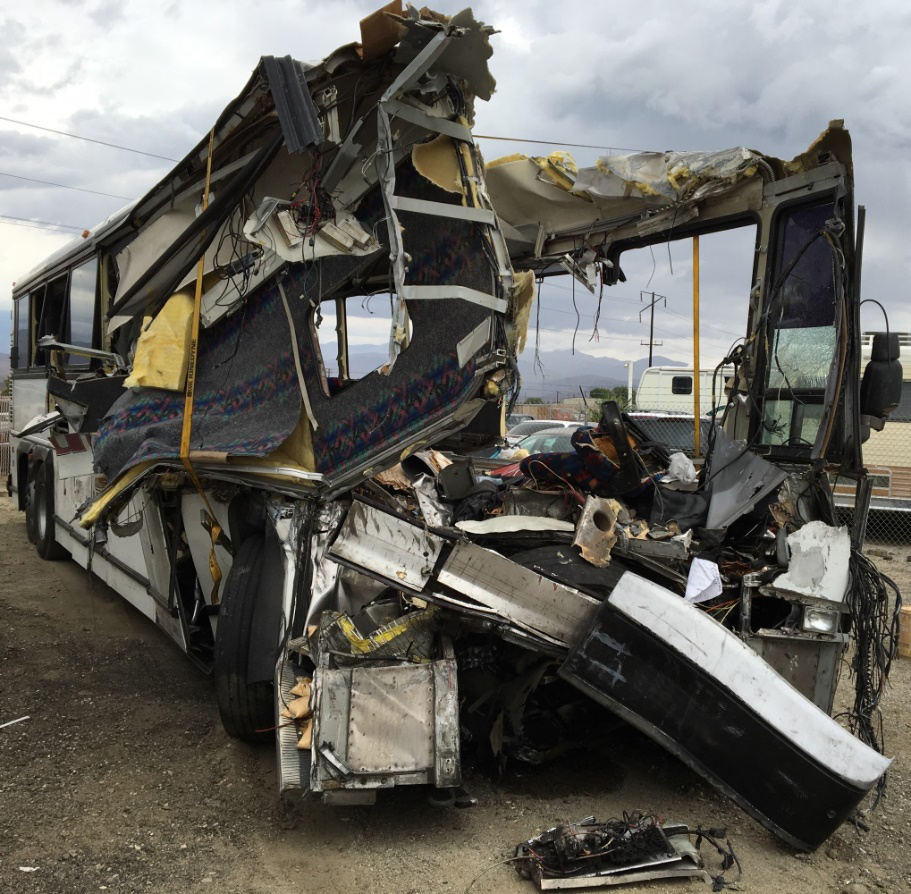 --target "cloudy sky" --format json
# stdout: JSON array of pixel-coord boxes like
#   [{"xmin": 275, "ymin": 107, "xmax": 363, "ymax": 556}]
[{"xmin": 2, "ymin": 0, "xmax": 909, "ymax": 388}]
